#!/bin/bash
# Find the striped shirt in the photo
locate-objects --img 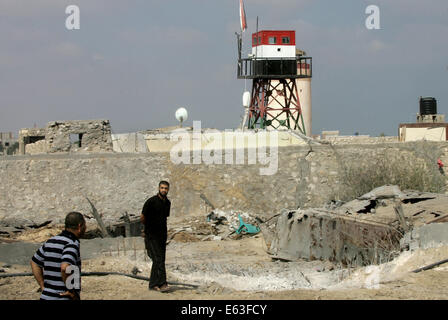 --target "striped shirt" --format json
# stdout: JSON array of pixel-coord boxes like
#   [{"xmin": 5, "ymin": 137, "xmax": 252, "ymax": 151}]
[{"xmin": 32, "ymin": 230, "xmax": 81, "ymax": 300}]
